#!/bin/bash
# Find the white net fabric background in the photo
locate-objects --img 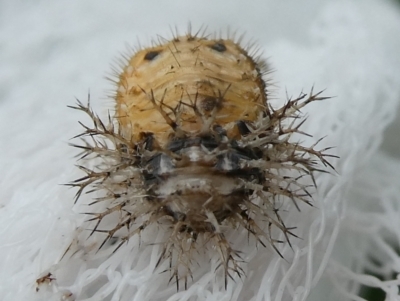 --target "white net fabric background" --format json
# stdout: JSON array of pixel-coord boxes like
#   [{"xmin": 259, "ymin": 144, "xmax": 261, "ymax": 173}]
[{"xmin": 1, "ymin": 1, "xmax": 400, "ymax": 300}]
